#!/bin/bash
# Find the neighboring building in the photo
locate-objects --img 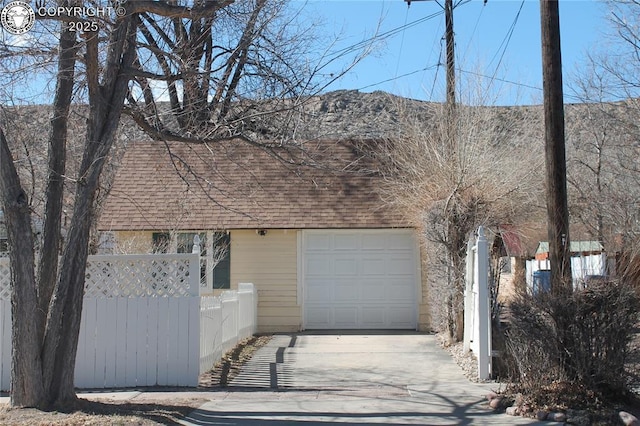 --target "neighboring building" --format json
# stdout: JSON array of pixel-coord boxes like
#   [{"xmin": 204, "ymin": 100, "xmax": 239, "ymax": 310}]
[
  {"xmin": 492, "ymin": 225, "xmax": 532, "ymax": 302},
  {"xmin": 98, "ymin": 139, "xmax": 428, "ymax": 333},
  {"xmin": 529, "ymin": 240, "xmax": 607, "ymax": 287}
]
